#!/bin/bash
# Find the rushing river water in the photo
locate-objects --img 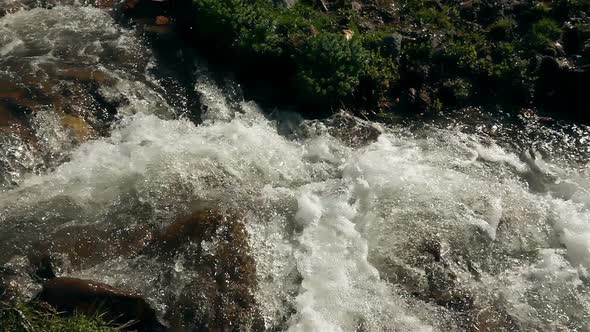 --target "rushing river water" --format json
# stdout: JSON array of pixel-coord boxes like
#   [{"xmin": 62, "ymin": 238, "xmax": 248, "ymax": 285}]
[{"xmin": 1, "ymin": 2, "xmax": 590, "ymax": 331}]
